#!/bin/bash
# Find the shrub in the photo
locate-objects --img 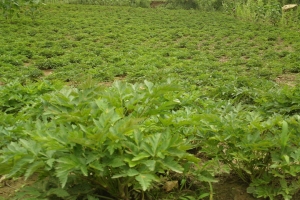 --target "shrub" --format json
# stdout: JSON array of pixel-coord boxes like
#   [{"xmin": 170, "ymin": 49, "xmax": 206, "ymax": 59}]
[{"xmin": 0, "ymin": 80, "xmax": 202, "ymax": 199}]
